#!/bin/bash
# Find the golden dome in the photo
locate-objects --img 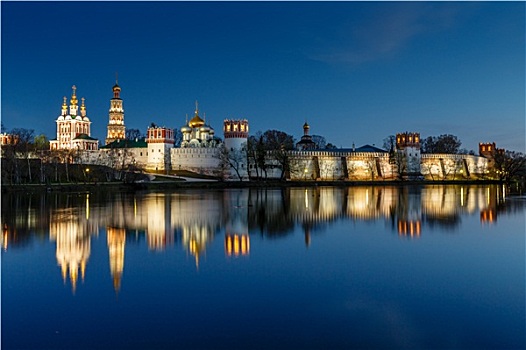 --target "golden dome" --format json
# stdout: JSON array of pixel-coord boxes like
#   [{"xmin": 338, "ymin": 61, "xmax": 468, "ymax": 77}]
[
  {"xmin": 189, "ymin": 101, "xmax": 205, "ymax": 128},
  {"xmin": 189, "ymin": 114, "xmax": 205, "ymax": 128}
]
